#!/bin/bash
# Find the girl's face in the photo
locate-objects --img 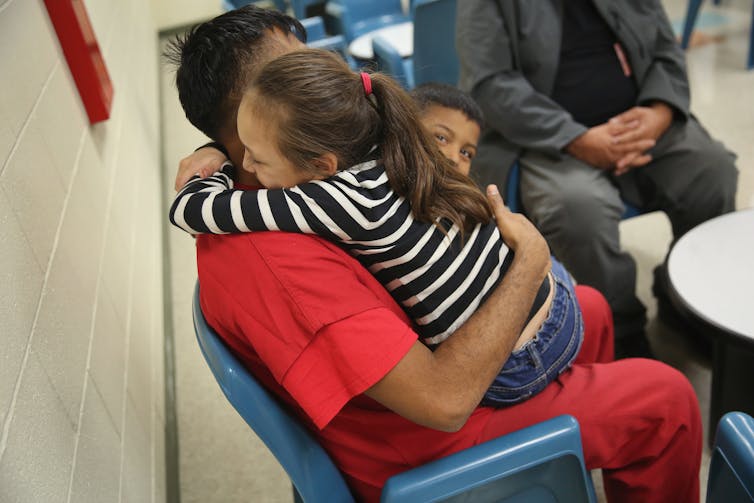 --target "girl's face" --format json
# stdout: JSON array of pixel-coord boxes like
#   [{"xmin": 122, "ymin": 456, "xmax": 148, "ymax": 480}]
[
  {"xmin": 420, "ymin": 105, "xmax": 480, "ymax": 176},
  {"xmin": 237, "ymin": 95, "xmax": 314, "ymax": 189}
]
